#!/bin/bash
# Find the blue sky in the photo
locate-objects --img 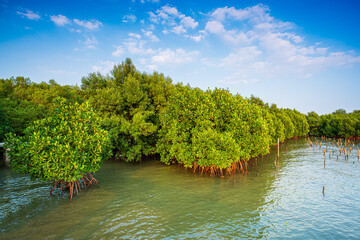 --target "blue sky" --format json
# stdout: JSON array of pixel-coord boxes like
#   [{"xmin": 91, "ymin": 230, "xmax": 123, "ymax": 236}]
[{"xmin": 1, "ymin": 0, "xmax": 360, "ymax": 114}]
